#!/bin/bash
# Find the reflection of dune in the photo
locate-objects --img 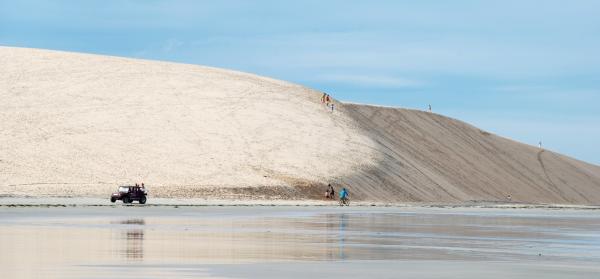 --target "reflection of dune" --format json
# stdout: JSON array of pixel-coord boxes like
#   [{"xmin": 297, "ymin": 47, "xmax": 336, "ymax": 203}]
[{"xmin": 2, "ymin": 46, "xmax": 600, "ymax": 204}]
